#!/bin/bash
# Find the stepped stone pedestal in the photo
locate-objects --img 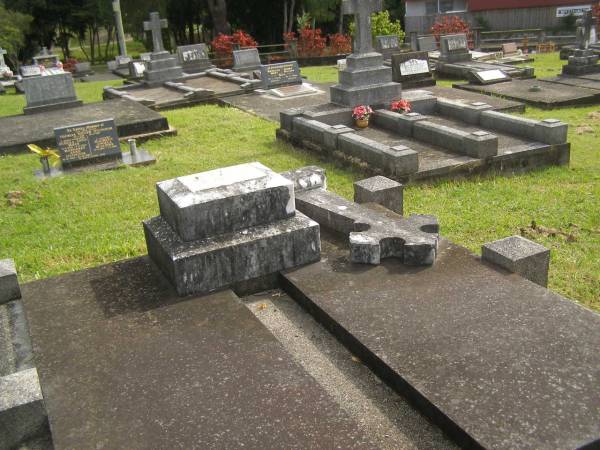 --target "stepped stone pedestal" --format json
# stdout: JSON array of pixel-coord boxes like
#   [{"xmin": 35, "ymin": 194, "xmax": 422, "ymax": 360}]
[
  {"xmin": 144, "ymin": 51, "xmax": 183, "ymax": 87},
  {"xmin": 144, "ymin": 162, "xmax": 321, "ymax": 296},
  {"xmin": 330, "ymin": 53, "xmax": 402, "ymax": 107},
  {"xmin": 562, "ymin": 48, "xmax": 600, "ymax": 76}
]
